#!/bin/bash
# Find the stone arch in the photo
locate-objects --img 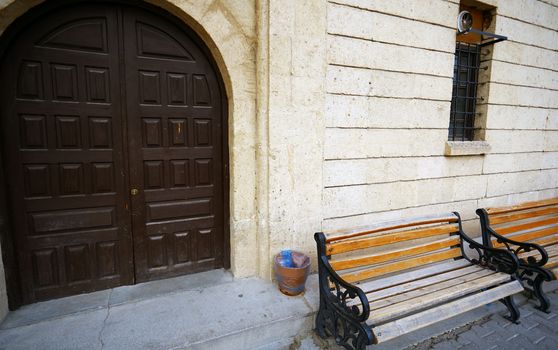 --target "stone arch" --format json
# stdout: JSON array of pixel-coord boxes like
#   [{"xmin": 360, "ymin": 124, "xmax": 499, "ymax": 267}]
[{"xmin": 0, "ymin": 0, "xmax": 257, "ymax": 310}]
